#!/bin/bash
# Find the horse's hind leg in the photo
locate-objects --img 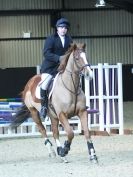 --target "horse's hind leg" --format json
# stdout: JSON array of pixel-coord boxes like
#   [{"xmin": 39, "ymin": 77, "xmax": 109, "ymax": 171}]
[
  {"xmin": 78, "ymin": 110, "xmax": 98, "ymax": 163},
  {"xmin": 29, "ymin": 107, "xmax": 56, "ymax": 157},
  {"xmin": 29, "ymin": 107, "xmax": 47, "ymax": 137}
]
